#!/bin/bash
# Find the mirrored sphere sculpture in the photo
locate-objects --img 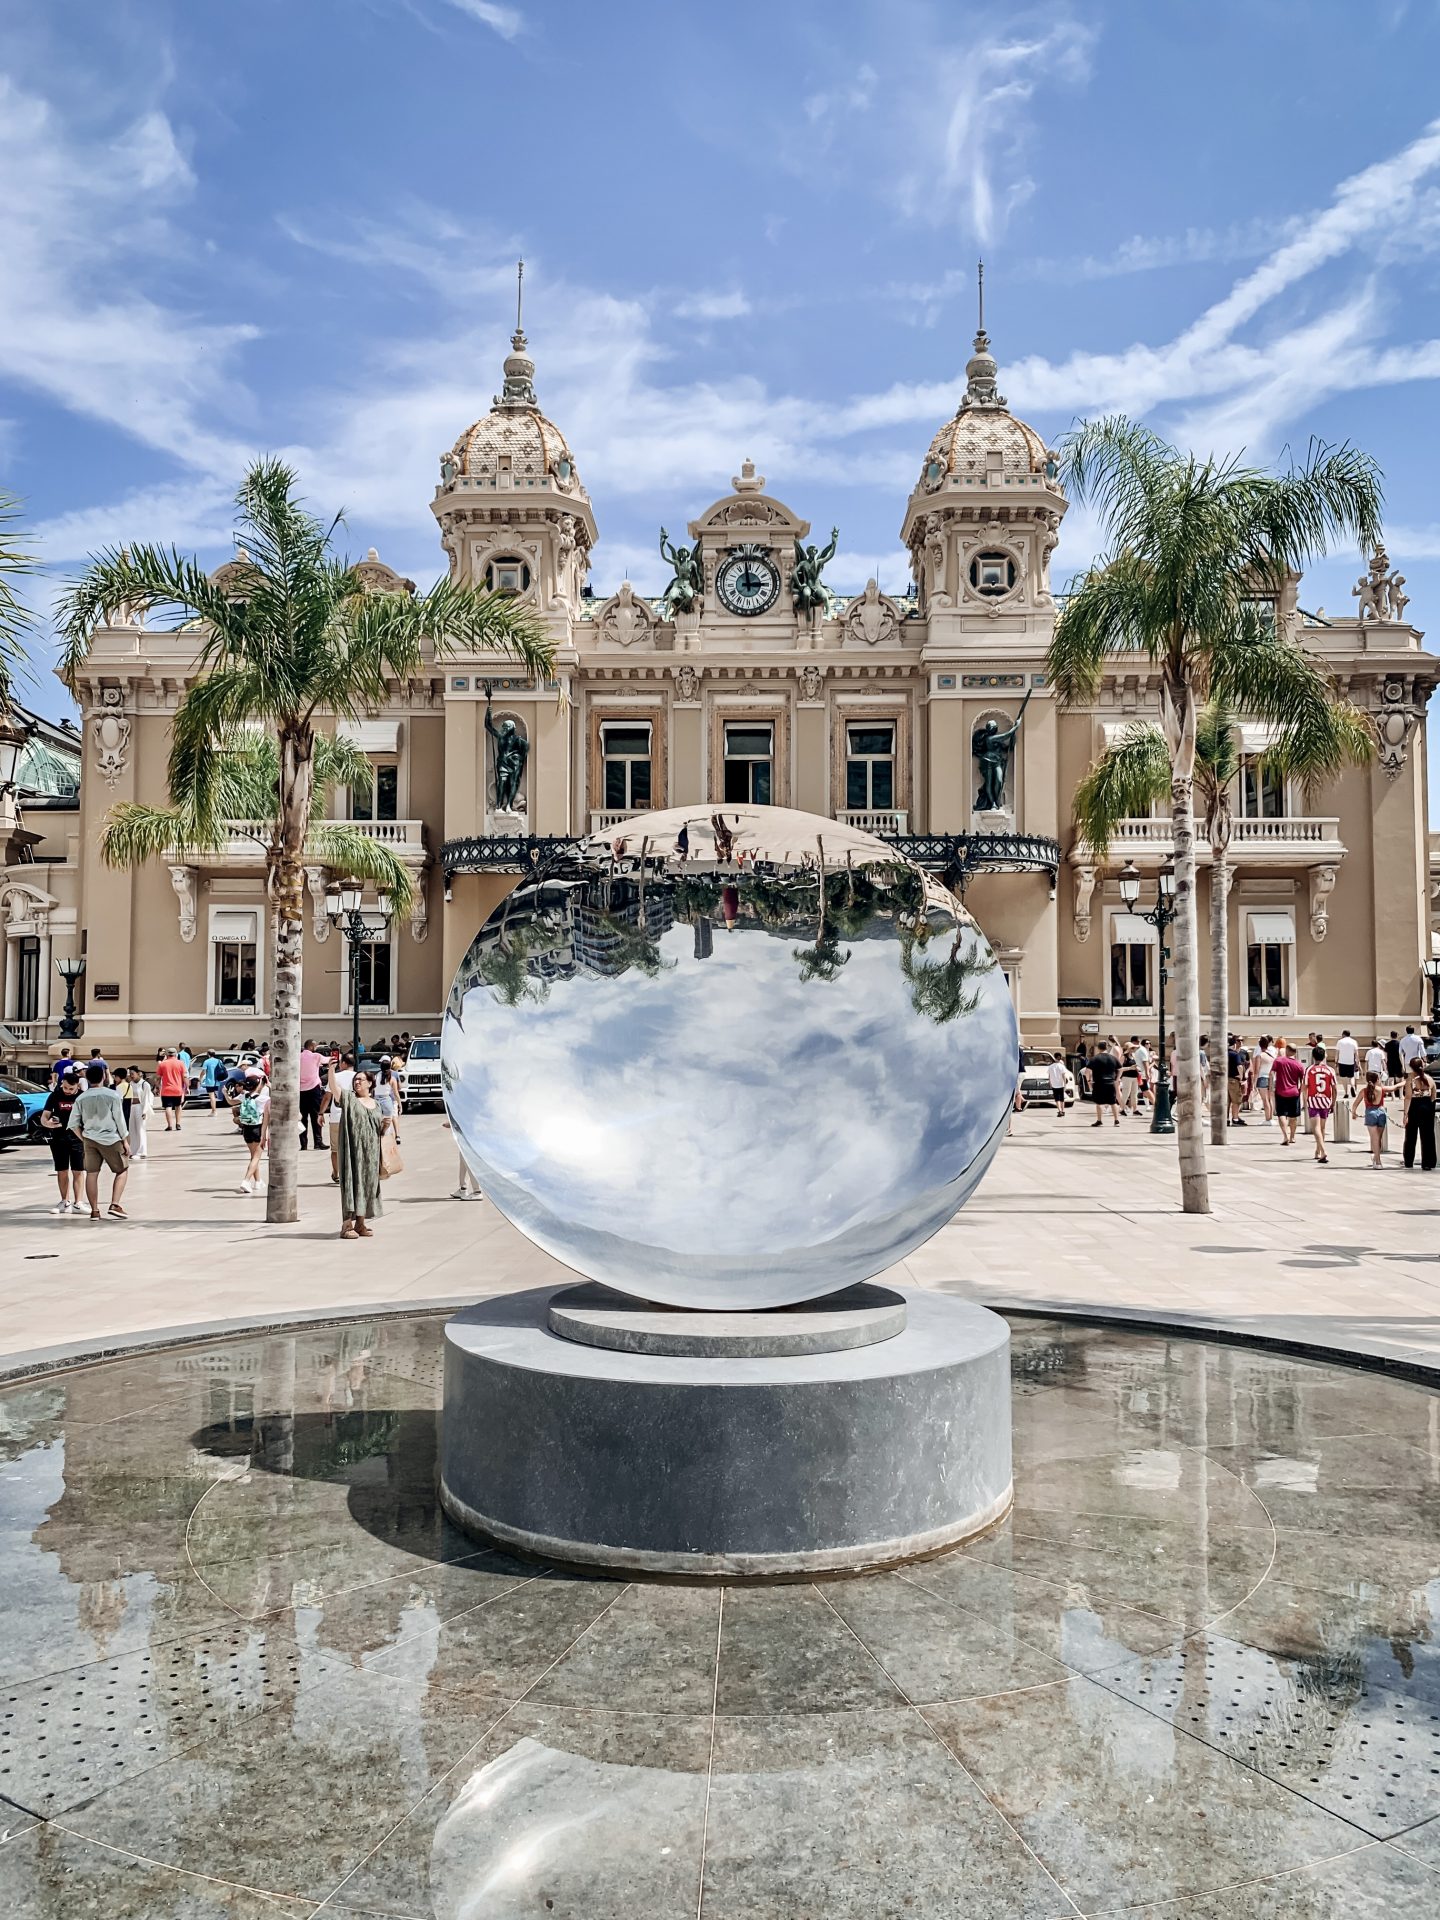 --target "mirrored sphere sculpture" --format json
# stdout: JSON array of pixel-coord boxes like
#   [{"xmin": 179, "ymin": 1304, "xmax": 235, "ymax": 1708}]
[{"xmin": 442, "ymin": 806, "xmax": 1018, "ymax": 1310}]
